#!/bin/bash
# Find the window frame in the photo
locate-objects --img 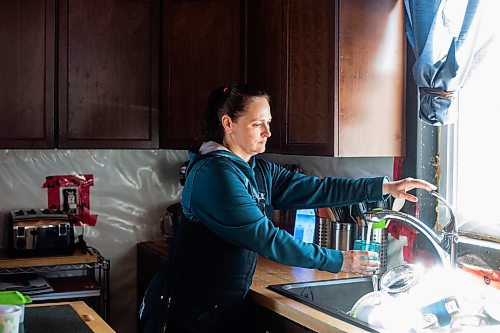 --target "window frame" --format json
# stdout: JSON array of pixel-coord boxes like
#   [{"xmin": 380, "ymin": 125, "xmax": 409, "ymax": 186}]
[{"xmin": 437, "ymin": 122, "xmax": 457, "ymax": 229}]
